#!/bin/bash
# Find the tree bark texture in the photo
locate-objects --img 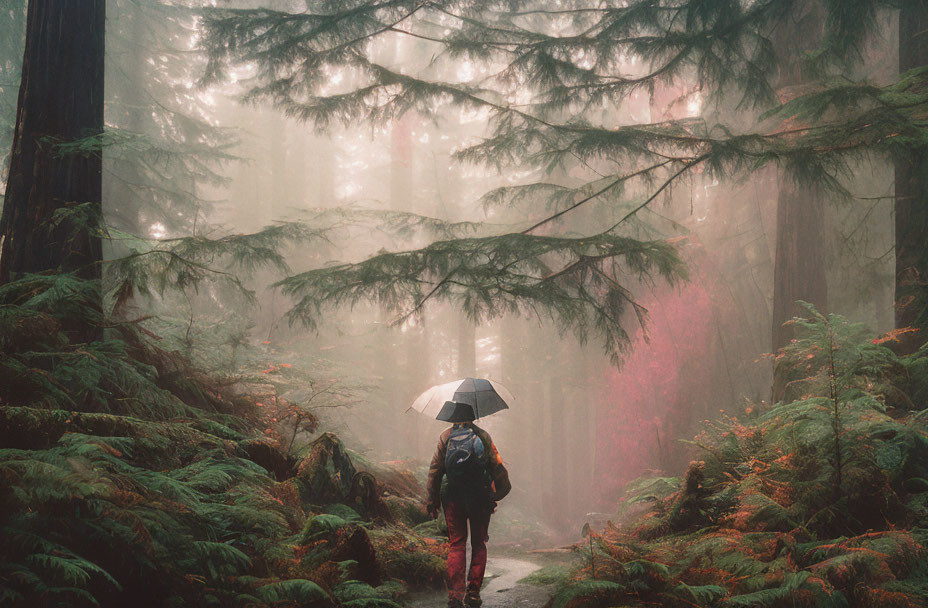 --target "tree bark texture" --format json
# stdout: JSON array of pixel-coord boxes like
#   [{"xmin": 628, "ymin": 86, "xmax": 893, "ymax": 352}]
[
  {"xmin": 894, "ymin": 1, "xmax": 928, "ymax": 352},
  {"xmin": 0, "ymin": 0, "xmax": 105, "ymax": 284},
  {"xmin": 771, "ymin": 180, "xmax": 828, "ymax": 352},
  {"xmin": 770, "ymin": 1, "xmax": 828, "ymax": 399}
]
